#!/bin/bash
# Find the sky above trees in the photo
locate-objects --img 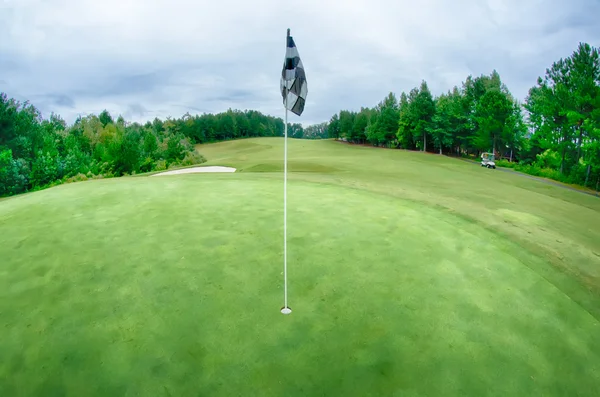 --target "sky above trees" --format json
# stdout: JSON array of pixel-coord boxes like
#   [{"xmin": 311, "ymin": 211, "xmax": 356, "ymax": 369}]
[{"xmin": 1, "ymin": 0, "xmax": 599, "ymax": 125}]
